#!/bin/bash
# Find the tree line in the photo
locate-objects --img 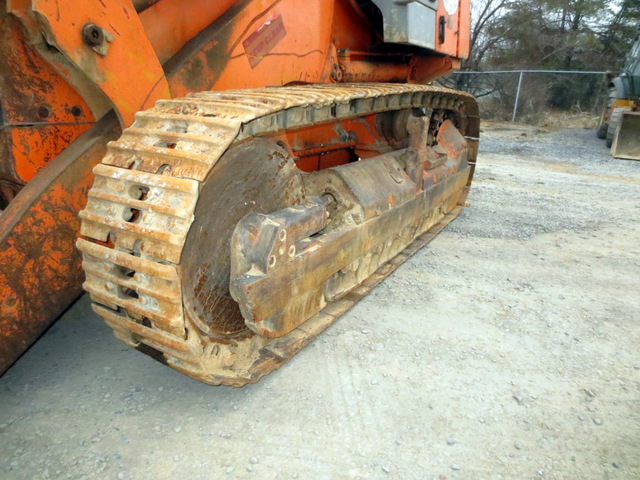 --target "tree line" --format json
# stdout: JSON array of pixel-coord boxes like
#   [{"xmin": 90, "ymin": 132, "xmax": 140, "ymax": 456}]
[{"xmin": 443, "ymin": 0, "xmax": 640, "ymax": 119}]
